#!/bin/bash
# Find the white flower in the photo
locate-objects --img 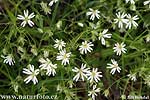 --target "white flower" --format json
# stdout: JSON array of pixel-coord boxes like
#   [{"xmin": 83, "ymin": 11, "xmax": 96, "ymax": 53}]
[
  {"xmin": 107, "ymin": 59, "xmax": 121, "ymax": 75},
  {"xmin": 127, "ymin": 73, "xmax": 137, "ymax": 81},
  {"xmin": 114, "ymin": 12, "xmax": 128, "ymax": 29},
  {"xmin": 144, "ymin": 75, "xmax": 150, "ymax": 86},
  {"xmin": 126, "ymin": 14, "xmax": 139, "ymax": 29},
  {"xmin": 43, "ymin": 50, "xmax": 49, "ymax": 58},
  {"xmin": 89, "ymin": 22, "xmax": 97, "ymax": 29},
  {"xmin": 12, "ymin": 82, "xmax": 19, "ymax": 93},
  {"xmin": 39, "ymin": 58, "xmax": 57, "ymax": 76},
  {"xmin": 67, "ymin": 80, "xmax": 74, "ymax": 88},
  {"xmin": 88, "ymin": 85, "xmax": 100, "ymax": 100},
  {"xmin": 72, "ymin": 64, "xmax": 90, "ymax": 82},
  {"xmin": 54, "ymin": 39, "xmax": 66, "ymax": 50},
  {"xmin": 1, "ymin": 54, "xmax": 15, "ymax": 66},
  {"xmin": 125, "ymin": 0, "xmax": 135, "ymax": 4},
  {"xmin": 146, "ymin": 34, "xmax": 150, "ymax": 43},
  {"xmin": 17, "ymin": 10, "xmax": 35, "ymax": 27},
  {"xmin": 56, "ymin": 20, "xmax": 62, "ymax": 29},
  {"xmin": 86, "ymin": 8, "xmax": 100, "ymax": 20},
  {"xmin": 77, "ymin": 22, "xmax": 84, "ymax": 27},
  {"xmin": 144, "ymin": 0, "xmax": 150, "ymax": 8},
  {"xmin": 113, "ymin": 42, "xmax": 127, "ymax": 56},
  {"xmin": 79, "ymin": 41, "xmax": 94, "ymax": 54},
  {"xmin": 98, "ymin": 29, "xmax": 112, "ymax": 45},
  {"xmin": 86, "ymin": 68, "xmax": 102, "ymax": 83},
  {"xmin": 146, "ymin": 36, "xmax": 150, "ymax": 43},
  {"xmin": 40, "ymin": 1, "xmax": 51, "ymax": 15},
  {"xmin": 49, "ymin": 0, "xmax": 58, "ymax": 6},
  {"xmin": 22, "ymin": 64, "xmax": 39, "ymax": 85},
  {"xmin": 56, "ymin": 49, "xmax": 71, "ymax": 65}
]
